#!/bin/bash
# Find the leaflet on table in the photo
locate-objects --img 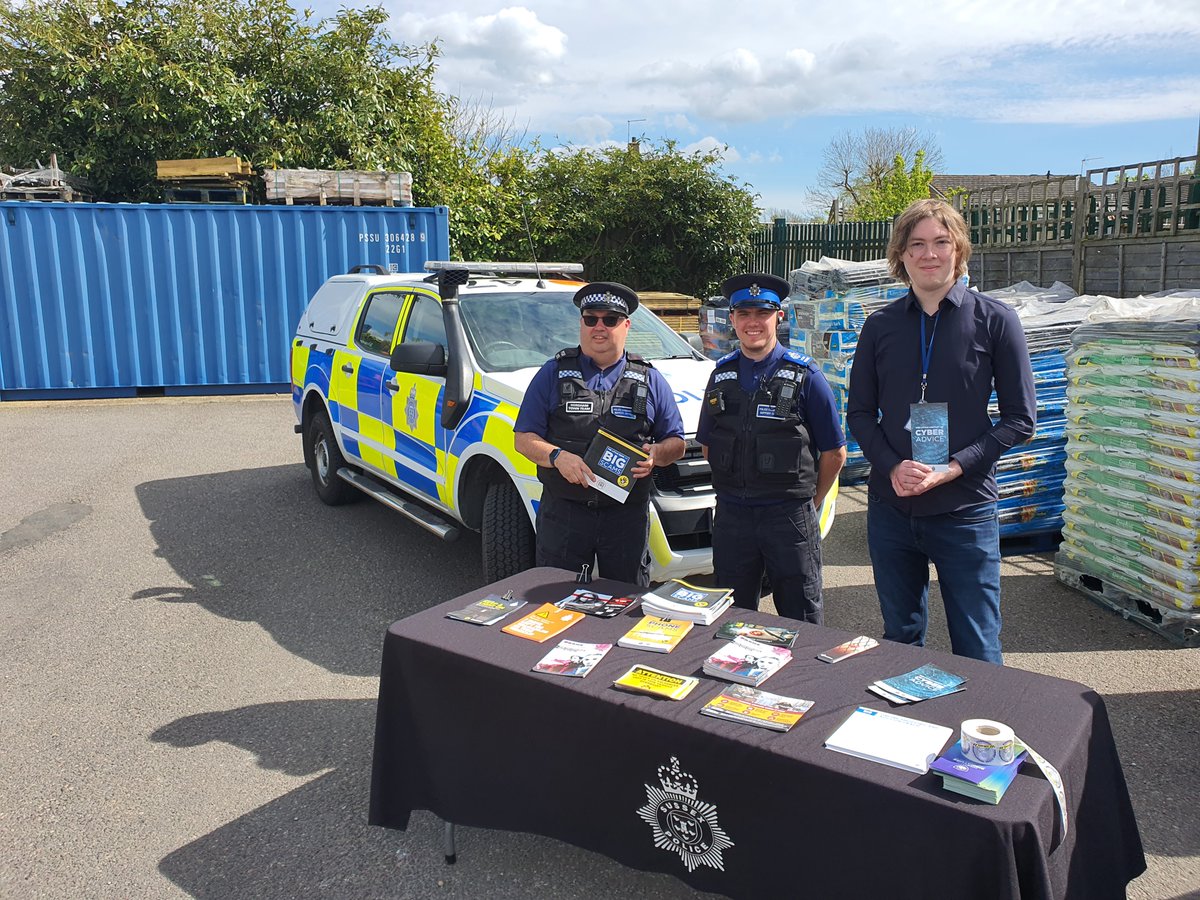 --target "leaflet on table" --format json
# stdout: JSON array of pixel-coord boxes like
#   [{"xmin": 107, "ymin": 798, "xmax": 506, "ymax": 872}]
[
  {"xmin": 702, "ymin": 634, "xmax": 792, "ymax": 686},
  {"xmin": 617, "ymin": 615, "xmax": 694, "ymax": 652},
  {"xmin": 823, "ymin": 706, "xmax": 954, "ymax": 774},
  {"xmin": 612, "ymin": 664, "xmax": 700, "ymax": 700},
  {"xmin": 699, "ymin": 684, "xmax": 814, "ymax": 732},
  {"xmin": 501, "ymin": 603, "xmax": 585, "ymax": 642},
  {"xmin": 583, "ymin": 428, "xmax": 649, "ymax": 503},
  {"xmin": 909, "ymin": 402, "xmax": 950, "ymax": 471},
  {"xmin": 868, "ymin": 664, "xmax": 966, "ymax": 703},
  {"xmin": 555, "ymin": 589, "xmax": 639, "ymax": 618},
  {"xmin": 817, "ymin": 635, "xmax": 879, "ymax": 663},
  {"xmin": 531, "ymin": 639, "xmax": 614, "ymax": 678},
  {"xmin": 713, "ymin": 621, "xmax": 799, "ymax": 649},
  {"xmin": 444, "ymin": 591, "xmax": 527, "ymax": 625},
  {"xmin": 643, "ymin": 579, "xmax": 734, "ymax": 614},
  {"xmin": 930, "ymin": 739, "xmax": 1030, "ymax": 804}
]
